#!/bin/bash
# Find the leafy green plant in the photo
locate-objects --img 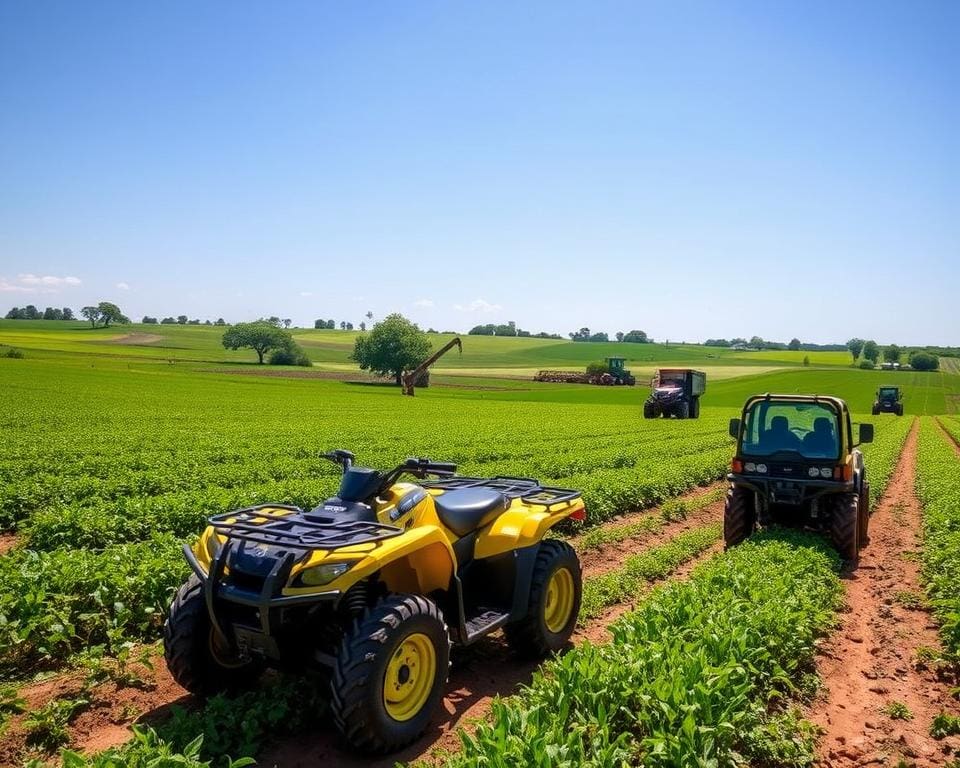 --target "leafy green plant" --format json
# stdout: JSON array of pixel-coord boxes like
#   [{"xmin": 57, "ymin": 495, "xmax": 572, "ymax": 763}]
[
  {"xmin": 24, "ymin": 694, "xmax": 89, "ymax": 751},
  {"xmin": 884, "ymin": 700, "xmax": 913, "ymax": 720},
  {"xmin": 930, "ymin": 710, "xmax": 960, "ymax": 739},
  {"xmin": 58, "ymin": 725, "xmax": 256, "ymax": 767}
]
